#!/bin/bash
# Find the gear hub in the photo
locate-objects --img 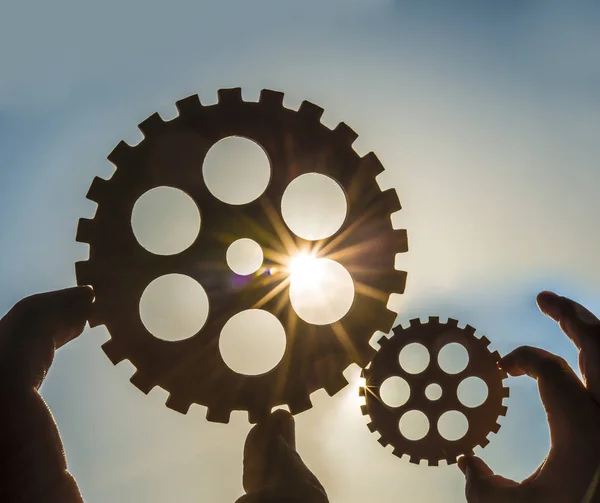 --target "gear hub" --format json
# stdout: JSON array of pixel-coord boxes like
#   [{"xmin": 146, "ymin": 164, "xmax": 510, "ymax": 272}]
[
  {"xmin": 76, "ymin": 88, "xmax": 408, "ymax": 423},
  {"xmin": 360, "ymin": 318, "xmax": 508, "ymax": 465}
]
